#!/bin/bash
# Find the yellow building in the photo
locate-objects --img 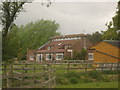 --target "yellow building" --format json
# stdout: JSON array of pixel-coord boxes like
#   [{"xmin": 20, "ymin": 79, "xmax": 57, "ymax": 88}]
[{"xmin": 88, "ymin": 40, "xmax": 120, "ymax": 63}]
